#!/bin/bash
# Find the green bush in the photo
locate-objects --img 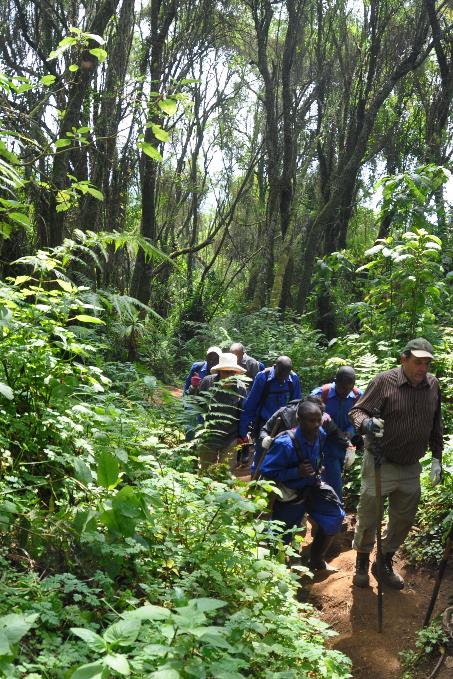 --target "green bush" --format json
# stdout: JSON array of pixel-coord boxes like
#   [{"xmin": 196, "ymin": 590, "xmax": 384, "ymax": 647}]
[{"xmin": 0, "ymin": 249, "xmax": 351, "ymax": 678}]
